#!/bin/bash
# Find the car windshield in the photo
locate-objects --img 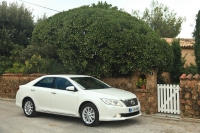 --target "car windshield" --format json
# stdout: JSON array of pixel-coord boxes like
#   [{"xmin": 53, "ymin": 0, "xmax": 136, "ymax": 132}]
[{"xmin": 70, "ymin": 77, "xmax": 110, "ymax": 90}]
